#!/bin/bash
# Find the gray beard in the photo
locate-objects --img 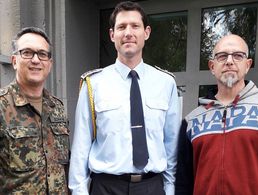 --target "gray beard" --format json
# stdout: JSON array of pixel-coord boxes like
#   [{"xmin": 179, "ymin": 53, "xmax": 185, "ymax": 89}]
[{"xmin": 221, "ymin": 74, "xmax": 238, "ymax": 88}]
